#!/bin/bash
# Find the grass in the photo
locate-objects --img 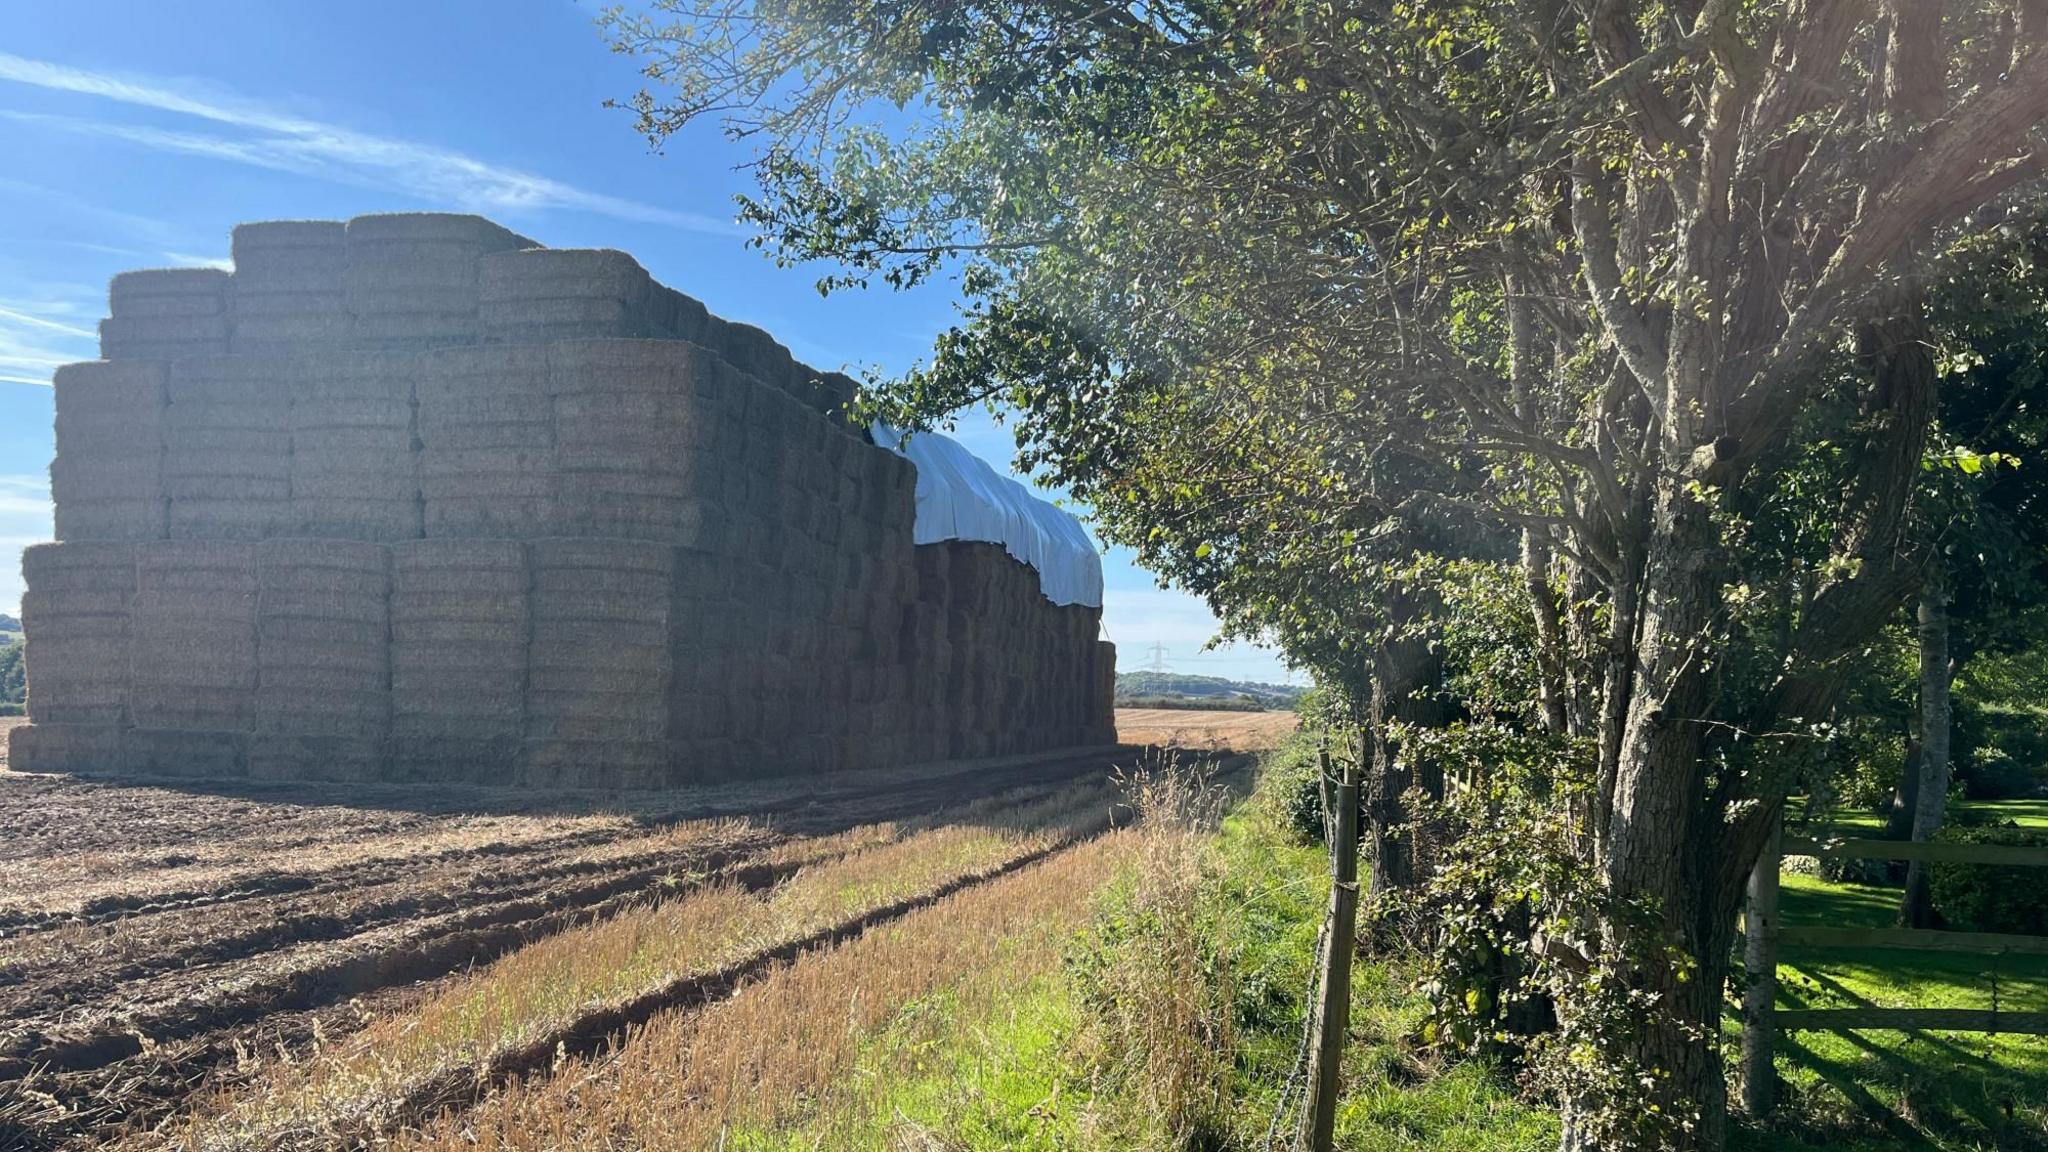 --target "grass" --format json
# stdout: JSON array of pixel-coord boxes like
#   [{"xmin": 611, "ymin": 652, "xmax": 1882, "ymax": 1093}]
[
  {"xmin": 1732, "ymin": 870, "xmax": 2048, "ymax": 1151},
  {"xmin": 390, "ymin": 826, "xmax": 1135, "ymax": 1150},
  {"xmin": 622, "ymin": 751, "xmax": 1554, "ymax": 1152},
  {"xmin": 161, "ymin": 776, "xmax": 1123, "ymax": 1151}
]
